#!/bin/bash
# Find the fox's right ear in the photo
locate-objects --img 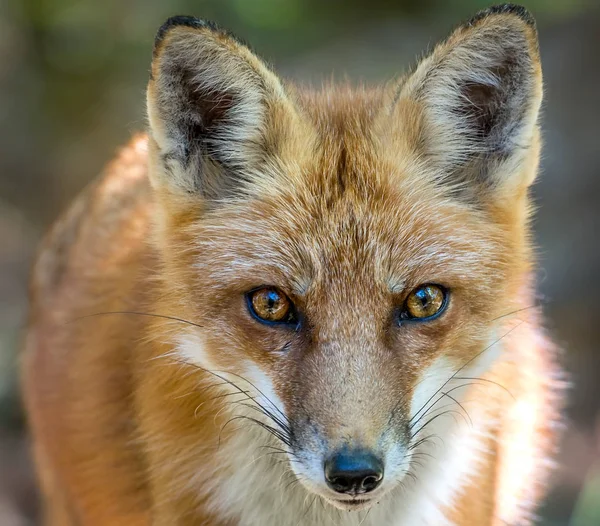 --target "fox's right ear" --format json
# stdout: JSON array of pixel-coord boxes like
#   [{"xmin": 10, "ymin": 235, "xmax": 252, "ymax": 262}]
[{"xmin": 147, "ymin": 16, "xmax": 303, "ymax": 200}]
